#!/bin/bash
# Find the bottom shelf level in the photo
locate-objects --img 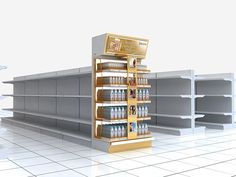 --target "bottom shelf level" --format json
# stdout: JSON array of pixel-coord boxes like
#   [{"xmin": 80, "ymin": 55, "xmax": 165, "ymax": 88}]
[
  {"xmin": 148, "ymin": 125, "xmax": 205, "ymax": 136},
  {"xmin": 196, "ymin": 121, "xmax": 235, "ymax": 130},
  {"xmin": 1, "ymin": 117, "xmax": 92, "ymax": 145}
]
